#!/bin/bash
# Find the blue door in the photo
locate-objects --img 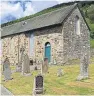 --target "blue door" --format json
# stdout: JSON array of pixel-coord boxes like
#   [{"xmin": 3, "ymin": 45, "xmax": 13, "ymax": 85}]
[{"xmin": 45, "ymin": 42, "xmax": 51, "ymax": 62}]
